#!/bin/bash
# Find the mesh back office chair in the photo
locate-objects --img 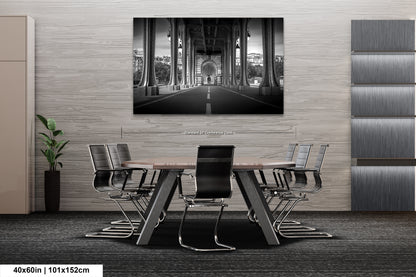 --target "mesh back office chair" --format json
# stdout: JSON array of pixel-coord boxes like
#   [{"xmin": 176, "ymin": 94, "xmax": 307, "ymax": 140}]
[
  {"xmin": 273, "ymin": 144, "xmax": 332, "ymax": 238},
  {"xmin": 118, "ymin": 143, "xmax": 160, "ymax": 187},
  {"xmin": 86, "ymin": 145, "xmax": 149, "ymax": 238},
  {"xmin": 117, "ymin": 143, "xmax": 131, "ymax": 165},
  {"xmin": 107, "ymin": 143, "xmax": 166, "ymax": 226},
  {"xmin": 115, "ymin": 143, "xmax": 160, "ymax": 188},
  {"xmin": 272, "ymin": 144, "xmax": 313, "ymax": 191},
  {"xmin": 265, "ymin": 144, "xmax": 313, "ymax": 226},
  {"xmin": 116, "ymin": 143, "xmax": 153, "ymax": 186},
  {"xmin": 249, "ymin": 144, "xmax": 298, "ymax": 223},
  {"xmin": 279, "ymin": 143, "xmax": 299, "ymax": 184},
  {"xmin": 178, "ymin": 145, "xmax": 236, "ymax": 252},
  {"xmin": 285, "ymin": 143, "xmax": 298, "ymax": 161},
  {"xmin": 258, "ymin": 143, "xmax": 298, "ymax": 188},
  {"xmin": 106, "ymin": 144, "xmax": 147, "ymax": 189},
  {"xmin": 291, "ymin": 144, "xmax": 328, "ymax": 192},
  {"xmin": 253, "ymin": 144, "xmax": 310, "ymax": 221},
  {"xmin": 106, "ymin": 143, "xmax": 148, "ymax": 226}
]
